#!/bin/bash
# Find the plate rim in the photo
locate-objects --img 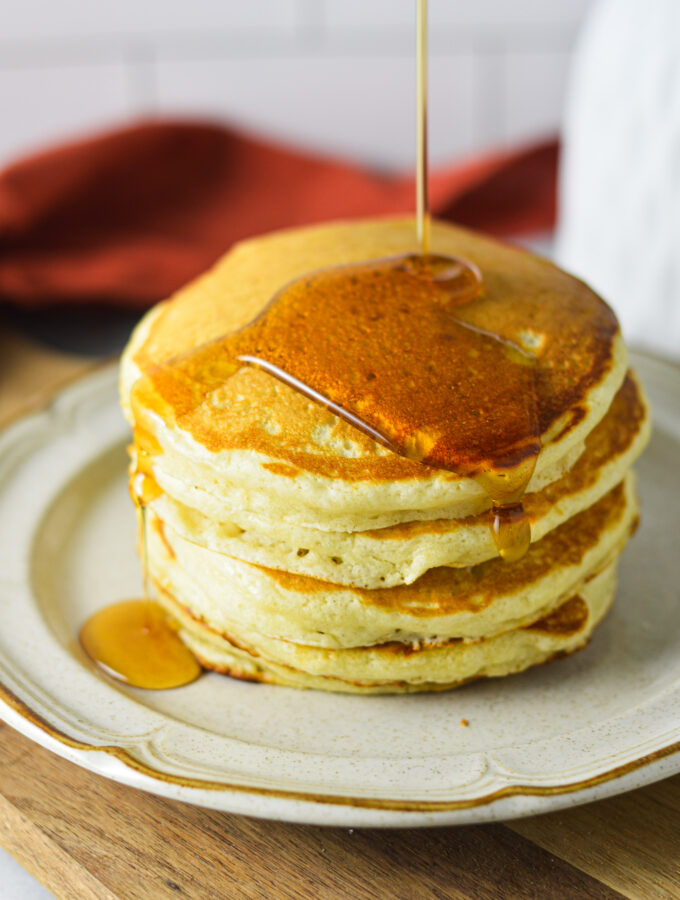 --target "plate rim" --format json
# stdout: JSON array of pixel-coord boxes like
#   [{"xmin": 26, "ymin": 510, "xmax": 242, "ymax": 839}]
[
  {"xmin": 2, "ymin": 676, "xmax": 680, "ymax": 819},
  {"xmin": 1, "ymin": 350, "xmax": 679, "ymax": 826}
]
